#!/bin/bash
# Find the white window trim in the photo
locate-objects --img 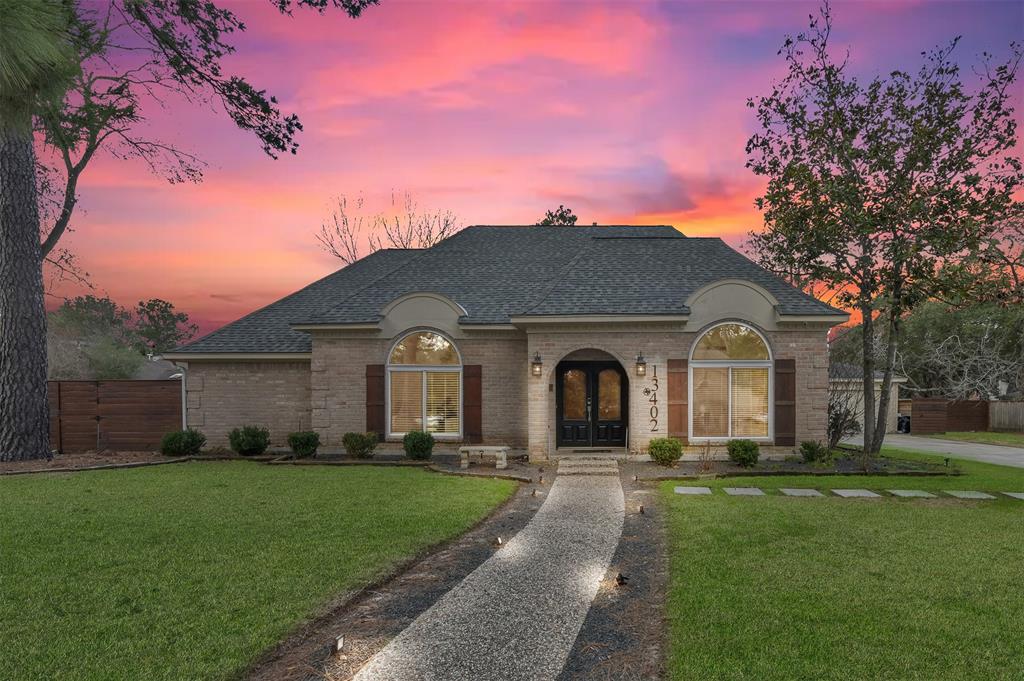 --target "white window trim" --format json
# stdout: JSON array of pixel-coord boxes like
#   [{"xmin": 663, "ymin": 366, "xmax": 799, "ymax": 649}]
[
  {"xmin": 688, "ymin": 323, "xmax": 774, "ymax": 443},
  {"xmin": 385, "ymin": 330, "xmax": 463, "ymax": 440}
]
